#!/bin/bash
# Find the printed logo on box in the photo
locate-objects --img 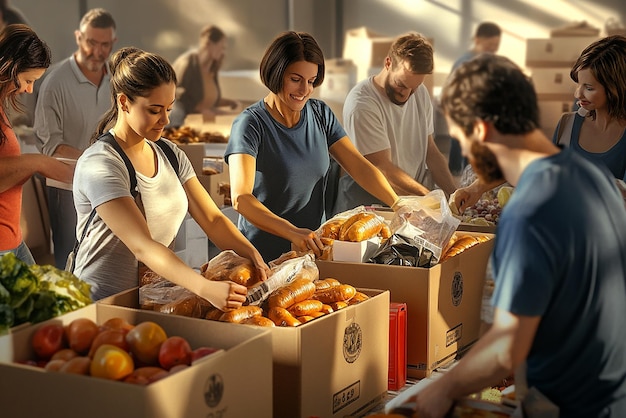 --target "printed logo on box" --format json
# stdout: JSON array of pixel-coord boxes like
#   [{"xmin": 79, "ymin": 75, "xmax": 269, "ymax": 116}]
[
  {"xmin": 451, "ymin": 271, "xmax": 463, "ymax": 307},
  {"xmin": 343, "ymin": 322, "xmax": 362, "ymax": 363},
  {"xmin": 204, "ymin": 373, "xmax": 224, "ymax": 408}
]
